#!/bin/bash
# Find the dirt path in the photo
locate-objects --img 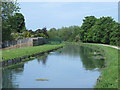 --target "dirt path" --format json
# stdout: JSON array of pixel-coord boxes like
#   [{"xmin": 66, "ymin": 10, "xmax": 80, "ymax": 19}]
[{"xmin": 98, "ymin": 44, "xmax": 120, "ymax": 50}]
